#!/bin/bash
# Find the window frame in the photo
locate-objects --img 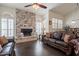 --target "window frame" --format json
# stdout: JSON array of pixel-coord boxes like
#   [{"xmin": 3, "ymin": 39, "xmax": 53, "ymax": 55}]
[
  {"xmin": 0, "ymin": 16, "xmax": 14, "ymax": 38},
  {"xmin": 52, "ymin": 18, "xmax": 63, "ymax": 31}
]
